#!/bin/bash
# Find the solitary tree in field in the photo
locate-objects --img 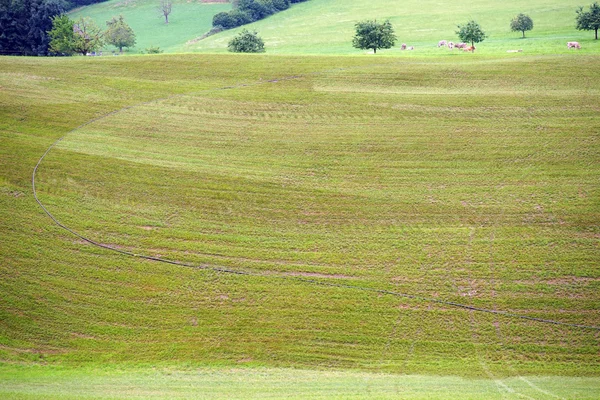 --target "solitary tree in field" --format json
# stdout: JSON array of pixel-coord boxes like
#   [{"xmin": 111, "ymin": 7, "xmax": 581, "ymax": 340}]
[
  {"xmin": 49, "ymin": 14, "xmax": 76, "ymax": 55},
  {"xmin": 228, "ymin": 29, "xmax": 265, "ymax": 52},
  {"xmin": 72, "ymin": 17, "xmax": 104, "ymax": 55},
  {"xmin": 105, "ymin": 15, "xmax": 136, "ymax": 53},
  {"xmin": 576, "ymin": 2, "xmax": 600, "ymax": 39},
  {"xmin": 456, "ymin": 20, "xmax": 486, "ymax": 49},
  {"xmin": 352, "ymin": 20, "xmax": 396, "ymax": 54},
  {"xmin": 159, "ymin": 0, "xmax": 172, "ymax": 24},
  {"xmin": 510, "ymin": 13, "xmax": 533, "ymax": 38}
]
